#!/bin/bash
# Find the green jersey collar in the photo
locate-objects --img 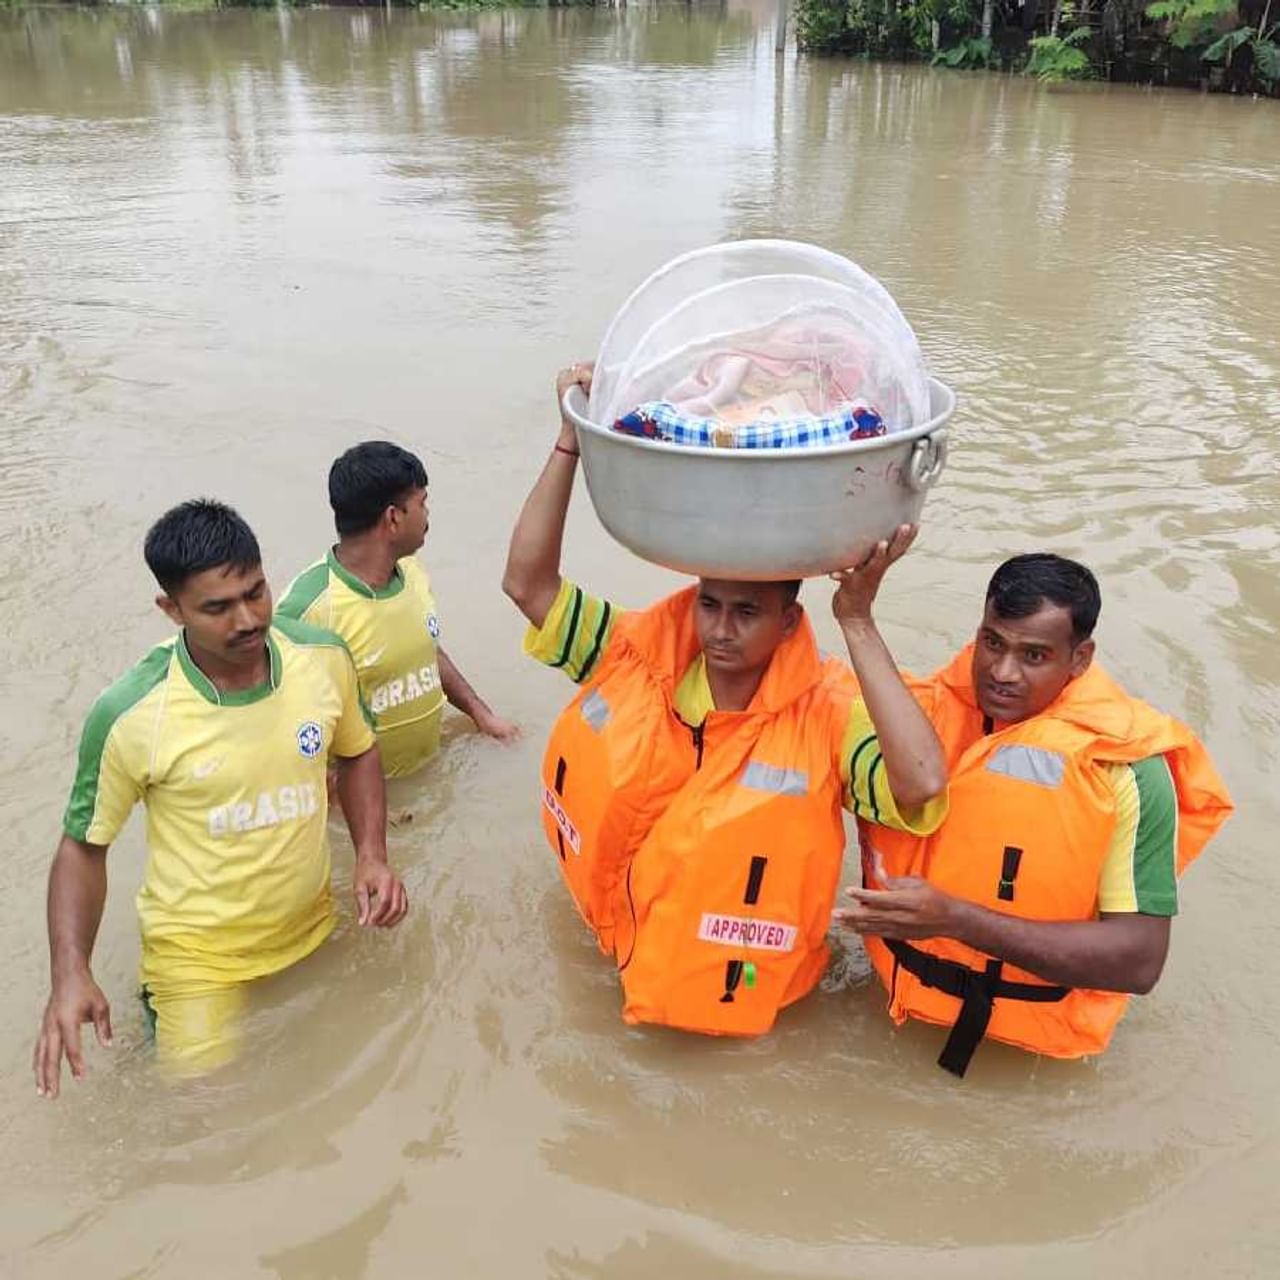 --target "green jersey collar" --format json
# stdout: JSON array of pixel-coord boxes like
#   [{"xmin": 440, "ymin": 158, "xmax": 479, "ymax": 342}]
[
  {"xmin": 327, "ymin": 548, "xmax": 405, "ymax": 600},
  {"xmin": 176, "ymin": 630, "xmax": 281, "ymax": 706}
]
